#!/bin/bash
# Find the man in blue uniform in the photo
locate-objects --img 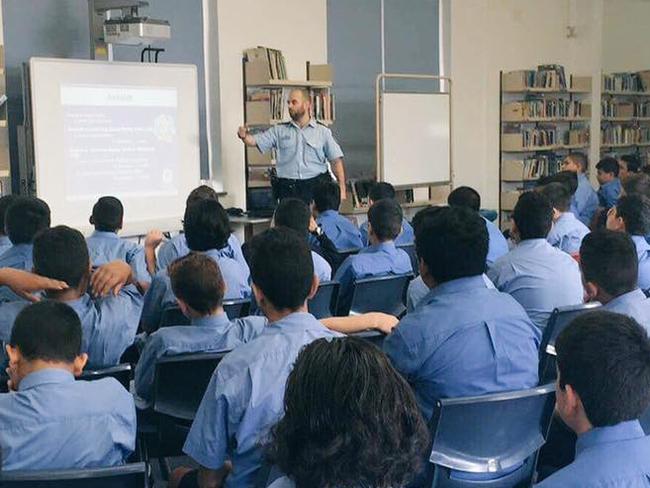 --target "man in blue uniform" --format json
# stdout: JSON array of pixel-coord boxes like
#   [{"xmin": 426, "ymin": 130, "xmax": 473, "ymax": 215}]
[
  {"xmin": 359, "ymin": 182, "xmax": 414, "ymax": 247},
  {"xmin": 312, "ymin": 181, "xmax": 363, "ymax": 251},
  {"xmin": 539, "ymin": 182, "xmax": 590, "ymax": 256},
  {"xmin": 561, "ymin": 152, "xmax": 598, "ymax": 226},
  {"xmin": 596, "ymin": 156, "xmax": 622, "ymax": 209}
]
